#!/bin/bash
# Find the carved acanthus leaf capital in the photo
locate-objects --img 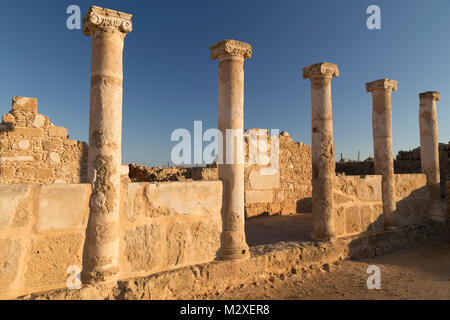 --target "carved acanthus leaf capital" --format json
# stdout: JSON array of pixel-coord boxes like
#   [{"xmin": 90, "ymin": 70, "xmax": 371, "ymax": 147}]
[
  {"xmin": 83, "ymin": 6, "xmax": 133, "ymax": 36},
  {"xmin": 302, "ymin": 62, "xmax": 339, "ymax": 80},
  {"xmin": 210, "ymin": 39, "xmax": 252, "ymax": 60},
  {"xmin": 419, "ymin": 91, "xmax": 440, "ymax": 101},
  {"xmin": 365, "ymin": 79, "xmax": 398, "ymax": 93}
]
